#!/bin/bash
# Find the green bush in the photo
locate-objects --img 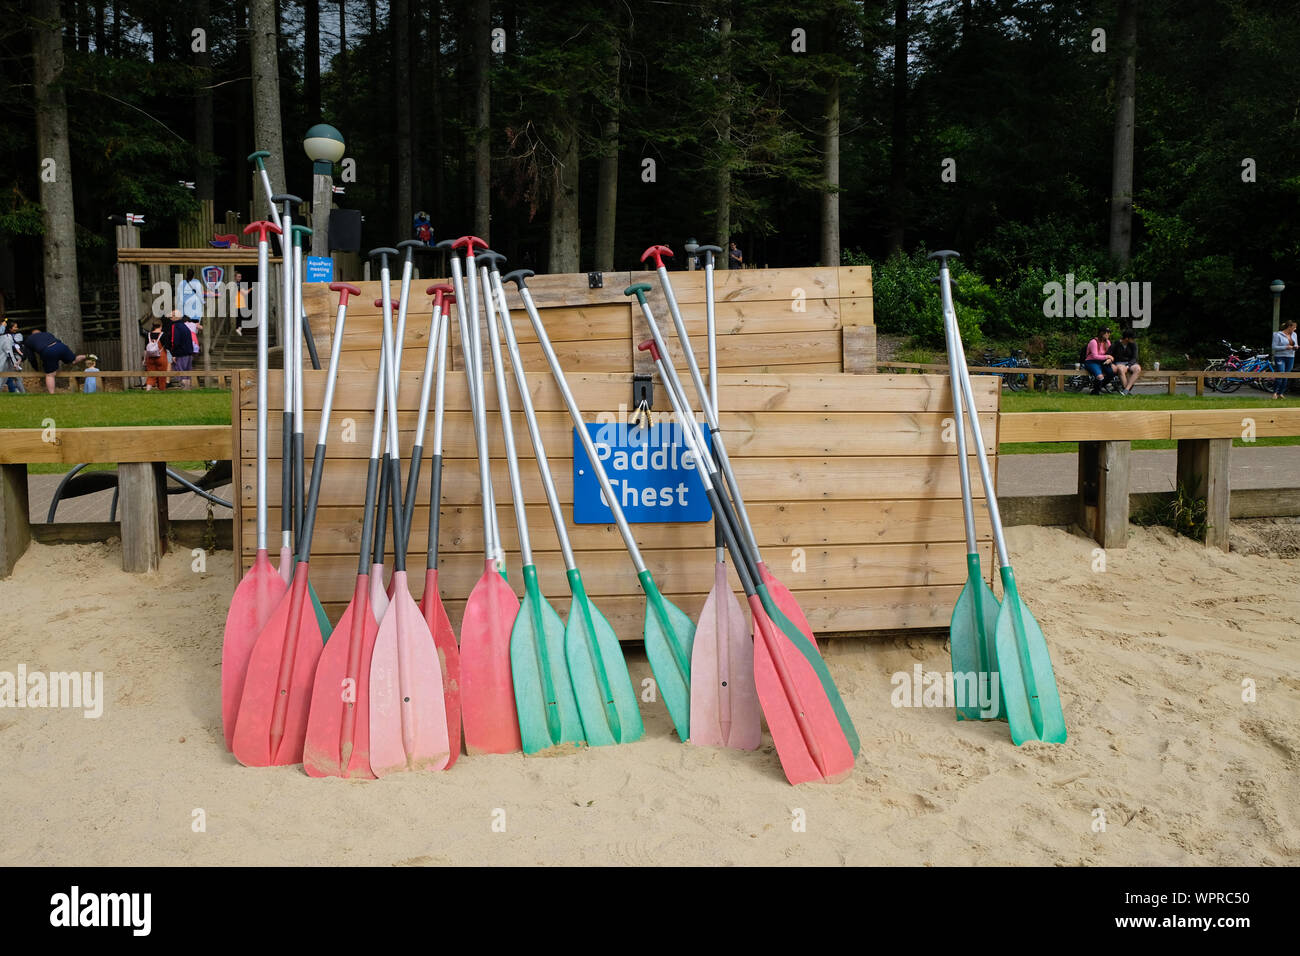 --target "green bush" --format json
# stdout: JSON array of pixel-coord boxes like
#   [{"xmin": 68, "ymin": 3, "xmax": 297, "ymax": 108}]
[{"xmin": 849, "ymin": 247, "xmax": 985, "ymax": 349}]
